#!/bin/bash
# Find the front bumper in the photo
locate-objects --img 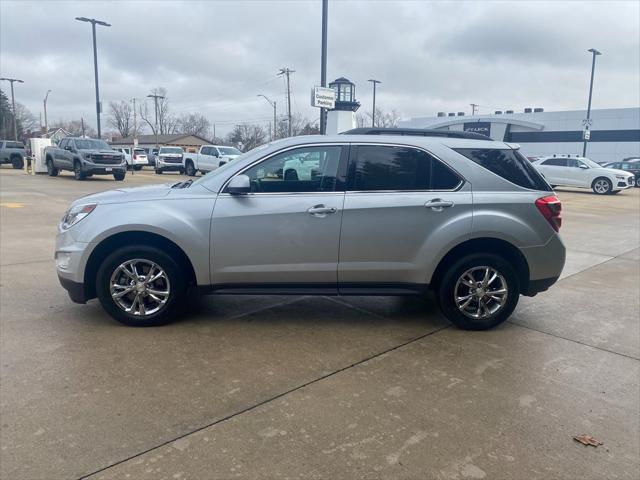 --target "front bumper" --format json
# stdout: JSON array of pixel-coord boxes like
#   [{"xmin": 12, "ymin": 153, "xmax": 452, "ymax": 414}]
[
  {"xmin": 83, "ymin": 160, "xmax": 127, "ymax": 175},
  {"xmin": 58, "ymin": 275, "xmax": 87, "ymax": 303},
  {"xmin": 157, "ymin": 160, "xmax": 183, "ymax": 171},
  {"xmin": 56, "ymin": 228, "xmax": 94, "ymax": 302}
]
